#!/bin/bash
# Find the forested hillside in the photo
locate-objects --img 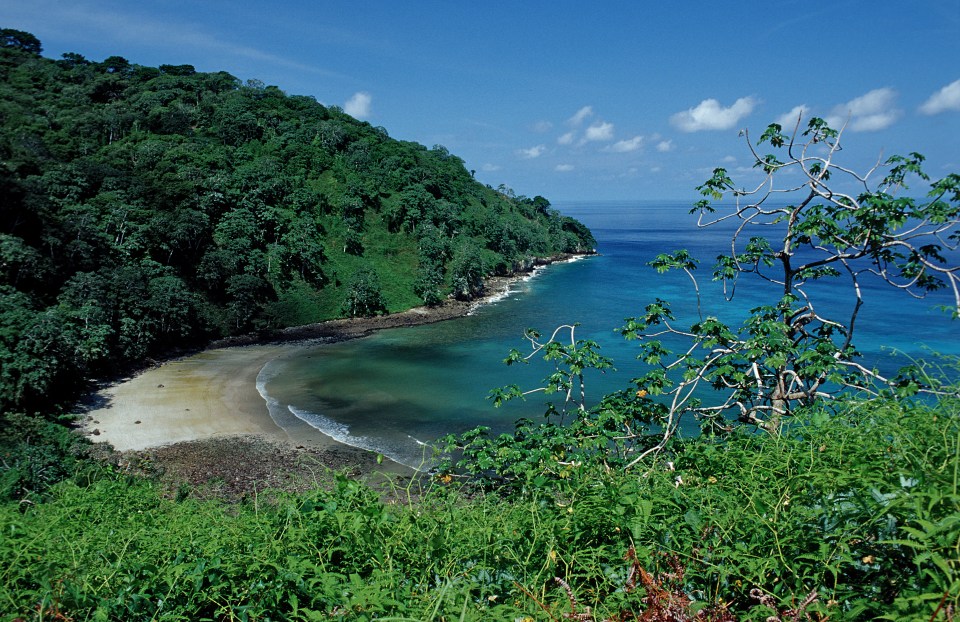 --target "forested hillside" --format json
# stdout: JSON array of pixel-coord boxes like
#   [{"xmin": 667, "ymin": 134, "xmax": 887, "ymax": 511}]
[{"xmin": 0, "ymin": 30, "xmax": 594, "ymax": 414}]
